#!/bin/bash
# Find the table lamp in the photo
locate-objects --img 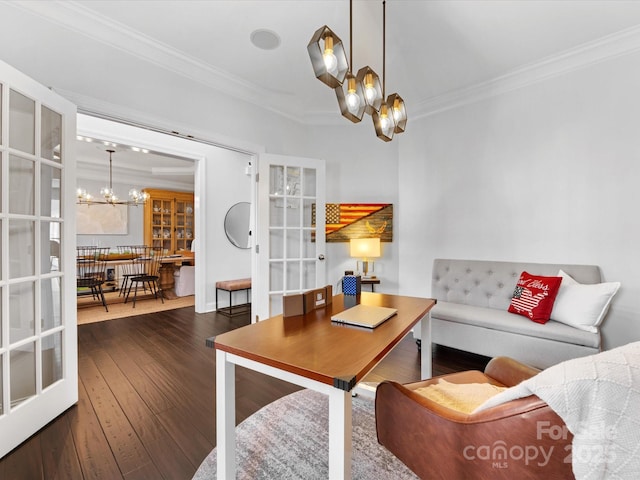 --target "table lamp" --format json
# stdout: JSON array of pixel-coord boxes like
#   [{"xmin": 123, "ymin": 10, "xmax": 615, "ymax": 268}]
[{"xmin": 350, "ymin": 237, "xmax": 381, "ymax": 279}]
